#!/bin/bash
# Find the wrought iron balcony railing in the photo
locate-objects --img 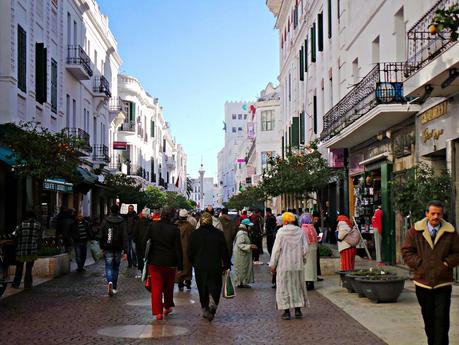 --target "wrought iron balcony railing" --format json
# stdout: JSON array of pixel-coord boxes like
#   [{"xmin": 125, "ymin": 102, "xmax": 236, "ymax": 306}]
[
  {"xmin": 93, "ymin": 144, "xmax": 110, "ymax": 163},
  {"xmin": 66, "ymin": 45, "xmax": 93, "ymax": 77},
  {"xmin": 321, "ymin": 62, "xmax": 406, "ymax": 142},
  {"xmin": 109, "ymin": 97, "xmax": 124, "ymax": 112},
  {"xmin": 119, "ymin": 121, "xmax": 135, "ymax": 132},
  {"xmin": 405, "ymin": 0, "xmax": 458, "ymax": 78},
  {"xmin": 93, "ymin": 76, "xmax": 111, "ymax": 98},
  {"xmin": 63, "ymin": 127, "xmax": 92, "ymax": 153}
]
